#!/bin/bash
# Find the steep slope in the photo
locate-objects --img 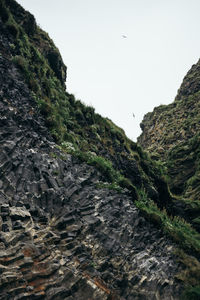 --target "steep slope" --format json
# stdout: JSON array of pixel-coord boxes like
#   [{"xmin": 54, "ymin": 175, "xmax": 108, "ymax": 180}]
[
  {"xmin": 138, "ymin": 59, "xmax": 200, "ymax": 157},
  {"xmin": 0, "ymin": 0, "xmax": 200, "ymax": 299},
  {"xmin": 0, "ymin": 11, "xmax": 182, "ymax": 300},
  {"xmin": 0, "ymin": 0, "xmax": 173, "ymax": 209},
  {"xmin": 138, "ymin": 59, "xmax": 200, "ymax": 229}
]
